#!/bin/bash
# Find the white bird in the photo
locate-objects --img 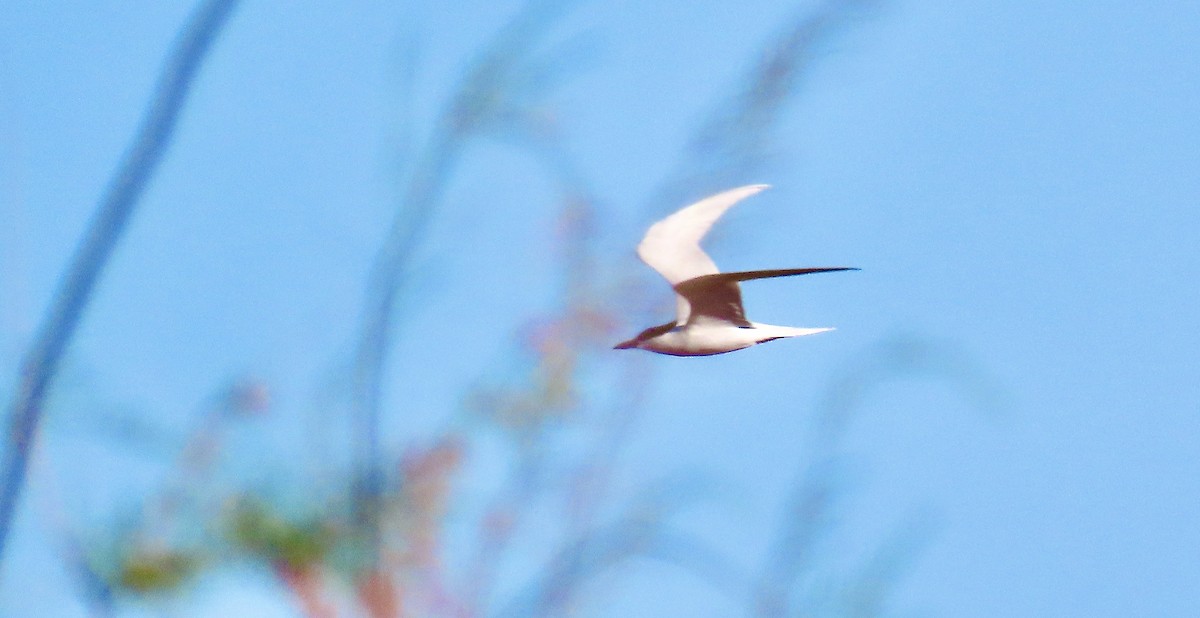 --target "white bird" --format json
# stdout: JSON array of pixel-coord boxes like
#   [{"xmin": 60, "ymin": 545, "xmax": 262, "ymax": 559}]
[{"xmin": 614, "ymin": 184, "xmax": 856, "ymax": 356}]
